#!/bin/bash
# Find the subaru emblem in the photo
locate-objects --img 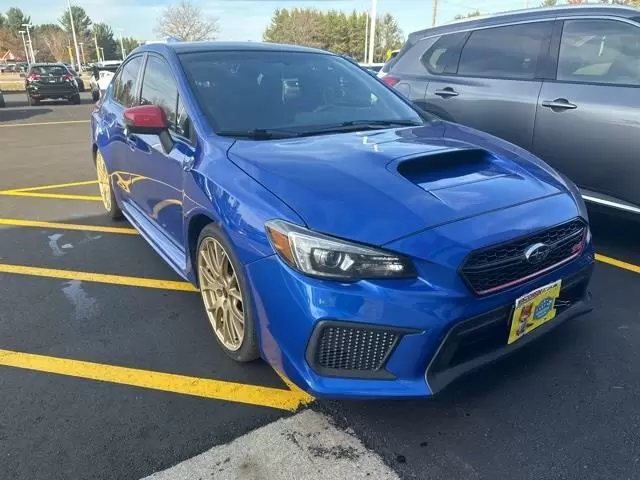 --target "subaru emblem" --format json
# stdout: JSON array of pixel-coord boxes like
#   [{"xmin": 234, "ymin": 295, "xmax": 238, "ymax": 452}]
[{"xmin": 524, "ymin": 242, "xmax": 550, "ymax": 264}]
